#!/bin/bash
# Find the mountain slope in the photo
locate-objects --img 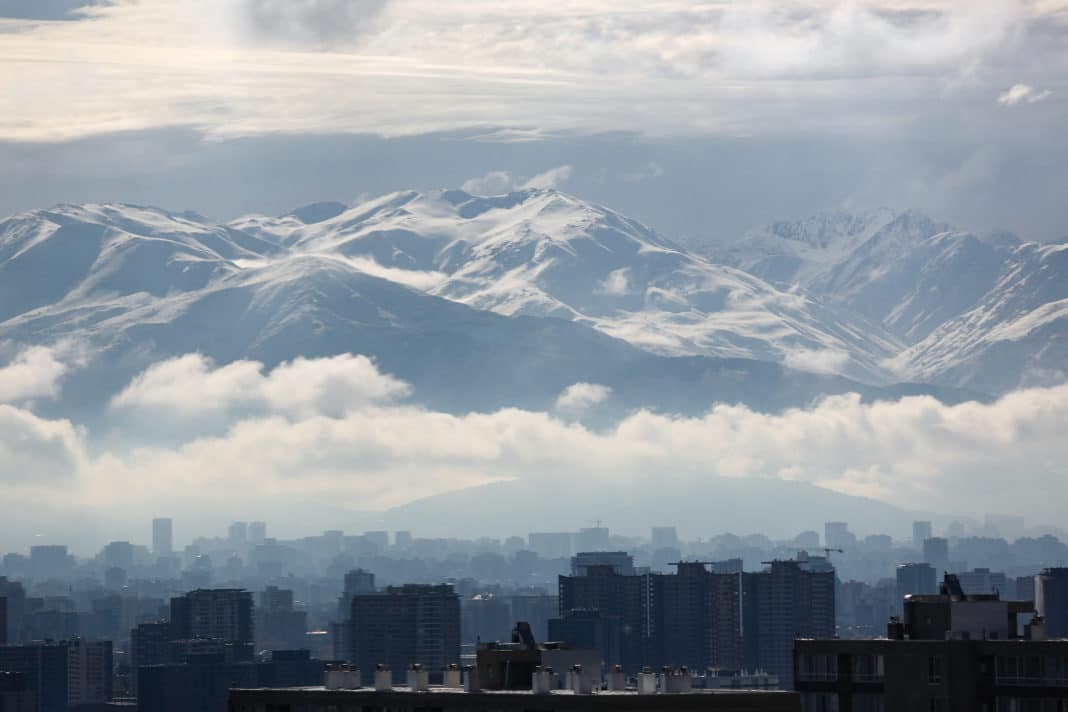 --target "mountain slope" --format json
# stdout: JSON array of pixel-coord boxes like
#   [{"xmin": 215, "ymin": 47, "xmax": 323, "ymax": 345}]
[{"xmin": 241, "ymin": 189, "xmax": 902, "ymax": 383}]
